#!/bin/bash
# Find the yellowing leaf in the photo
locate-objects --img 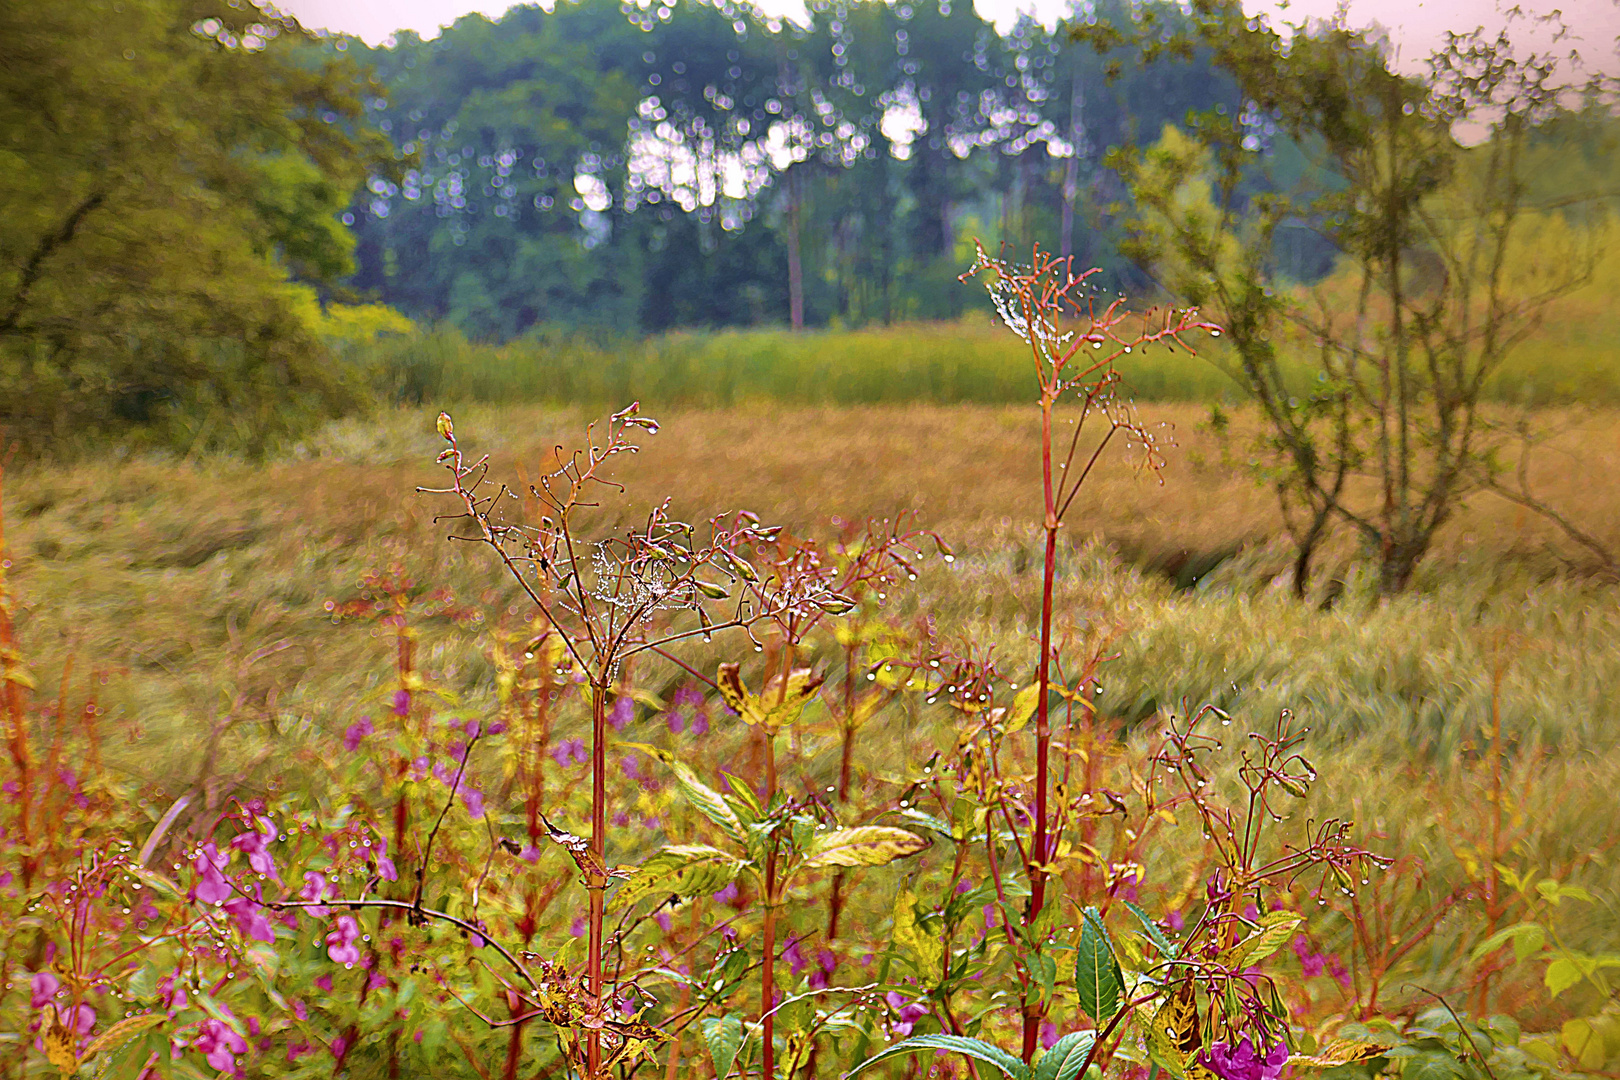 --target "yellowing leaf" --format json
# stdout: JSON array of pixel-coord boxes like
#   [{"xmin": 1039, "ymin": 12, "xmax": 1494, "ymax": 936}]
[
  {"xmin": 805, "ymin": 826, "xmax": 928, "ymax": 868},
  {"xmin": 1222, "ymin": 911, "xmax": 1303, "ymax": 969},
  {"xmin": 892, "ymin": 889, "xmax": 943, "ymax": 987},
  {"xmin": 1004, "ymin": 684, "xmax": 1042, "ymax": 734},
  {"xmin": 1288, "ymin": 1039, "xmax": 1394, "ymax": 1069},
  {"xmin": 82, "ymin": 1012, "xmax": 166, "ymax": 1064},
  {"xmin": 42, "ymin": 1007, "xmax": 77, "ymax": 1074},
  {"xmin": 612, "ymin": 845, "xmax": 746, "ymax": 911},
  {"xmin": 717, "ymin": 663, "xmax": 825, "ymax": 731}
]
